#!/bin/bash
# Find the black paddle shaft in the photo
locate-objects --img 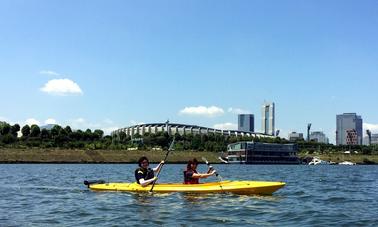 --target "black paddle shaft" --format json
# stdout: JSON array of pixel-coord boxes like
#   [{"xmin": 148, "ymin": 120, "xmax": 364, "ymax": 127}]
[{"xmin": 149, "ymin": 137, "xmax": 175, "ymax": 192}]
